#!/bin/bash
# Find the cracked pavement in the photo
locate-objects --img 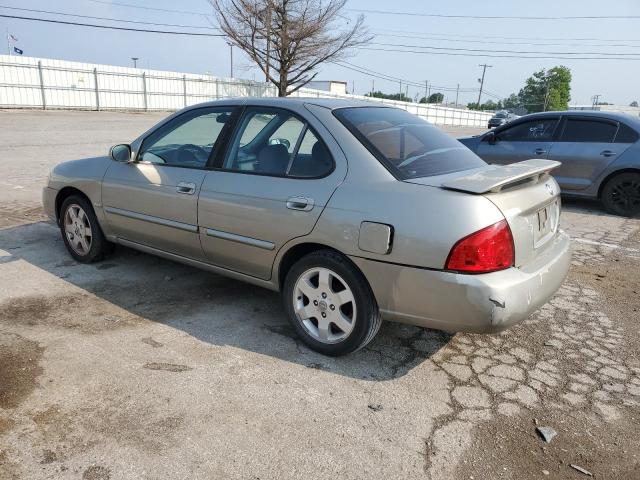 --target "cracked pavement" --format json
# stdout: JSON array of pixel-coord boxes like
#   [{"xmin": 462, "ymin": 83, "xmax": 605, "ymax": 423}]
[{"xmin": 1, "ymin": 111, "xmax": 639, "ymax": 479}]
